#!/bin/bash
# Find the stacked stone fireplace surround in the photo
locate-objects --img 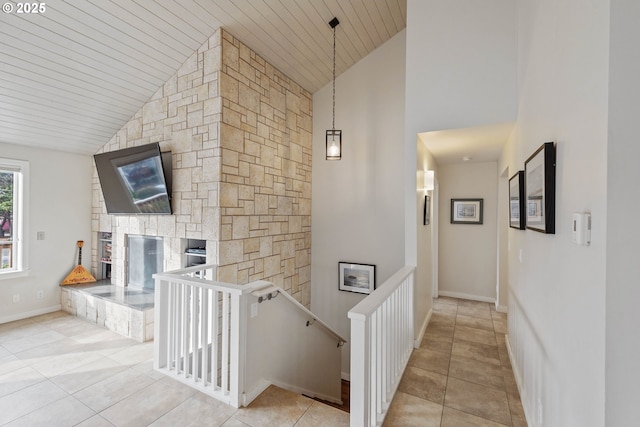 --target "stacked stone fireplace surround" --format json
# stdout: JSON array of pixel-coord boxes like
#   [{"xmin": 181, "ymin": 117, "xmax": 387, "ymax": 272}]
[{"xmin": 63, "ymin": 29, "xmax": 313, "ymax": 341}]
